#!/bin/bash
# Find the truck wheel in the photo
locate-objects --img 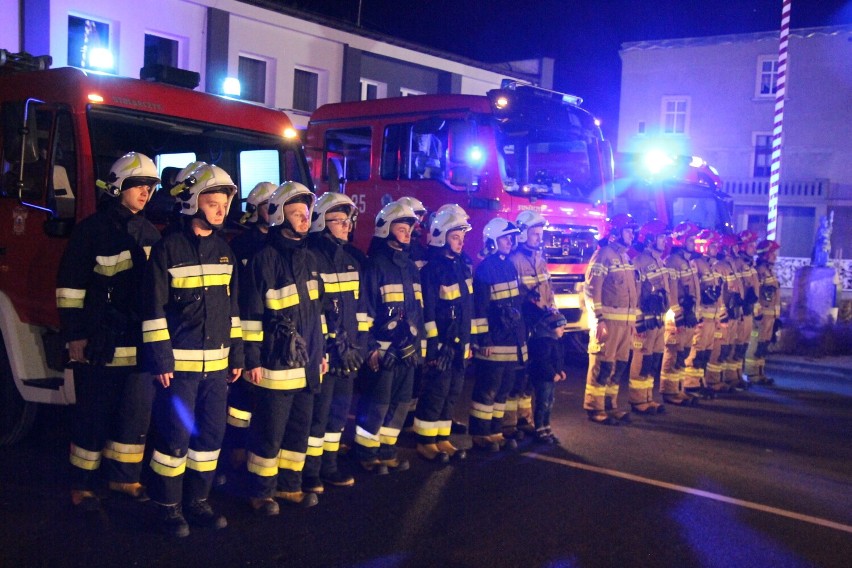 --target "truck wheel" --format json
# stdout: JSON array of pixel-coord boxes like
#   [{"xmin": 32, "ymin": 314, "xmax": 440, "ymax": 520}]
[{"xmin": 0, "ymin": 333, "xmax": 37, "ymax": 445}]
